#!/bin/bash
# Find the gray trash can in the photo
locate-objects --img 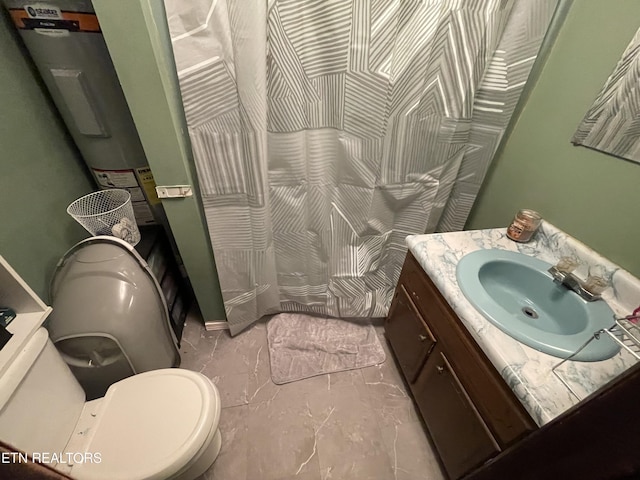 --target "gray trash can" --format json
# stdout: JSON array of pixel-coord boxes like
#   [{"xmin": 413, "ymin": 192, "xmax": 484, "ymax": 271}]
[{"xmin": 48, "ymin": 236, "xmax": 180, "ymax": 399}]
